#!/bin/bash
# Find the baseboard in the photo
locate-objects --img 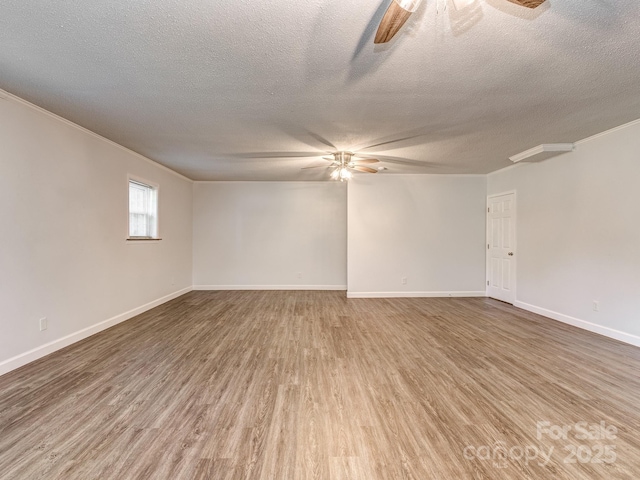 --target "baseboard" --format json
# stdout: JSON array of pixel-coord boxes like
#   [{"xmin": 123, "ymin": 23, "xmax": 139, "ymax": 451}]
[
  {"xmin": 346, "ymin": 291, "xmax": 486, "ymax": 299},
  {"xmin": 0, "ymin": 286, "xmax": 193, "ymax": 377},
  {"xmin": 514, "ymin": 301, "xmax": 640, "ymax": 348},
  {"xmin": 193, "ymin": 285, "xmax": 347, "ymax": 291}
]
